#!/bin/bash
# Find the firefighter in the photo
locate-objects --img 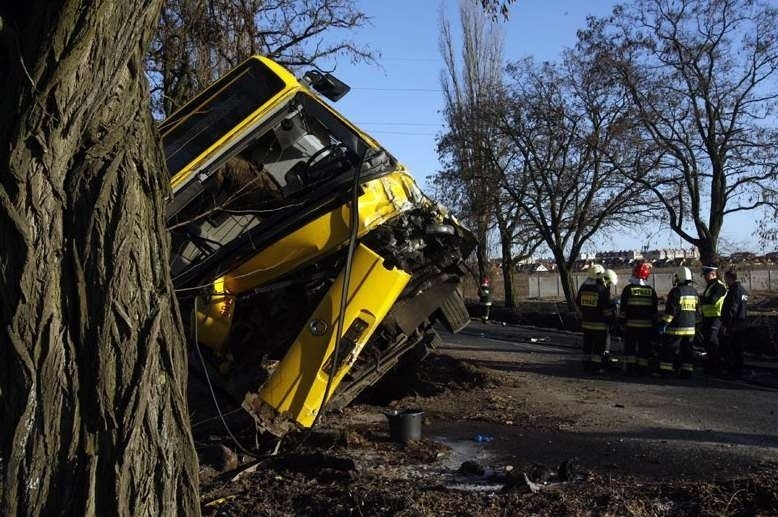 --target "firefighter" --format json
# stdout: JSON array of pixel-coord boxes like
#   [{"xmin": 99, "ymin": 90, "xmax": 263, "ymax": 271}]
[
  {"xmin": 619, "ymin": 260, "xmax": 658, "ymax": 376},
  {"xmin": 478, "ymin": 278, "xmax": 492, "ymax": 323},
  {"xmin": 720, "ymin": 267, "xmax": 749, "ymax": 378},
  {"xmin": 583, "ymin": 264, "xmax": 606, "ymax": 285},
  {"xmin": 603, "ymin": 269, "xmax": 620, "ymax": 367},
  {"xmin": 576, "ymin": 265, "xmax": 613, "ymax": 373},
  {"xmin": 604, "ymin": 269, "xmax": 619, "ymax": 291},
  {"xmin": 699, "ymin": 264, "xmax": 727, "ymax": 374},
  {"xmin": 657, "ymin": 266, "xmax": 698, "ymax": 377}
]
